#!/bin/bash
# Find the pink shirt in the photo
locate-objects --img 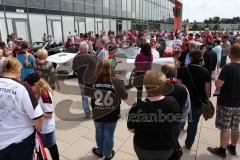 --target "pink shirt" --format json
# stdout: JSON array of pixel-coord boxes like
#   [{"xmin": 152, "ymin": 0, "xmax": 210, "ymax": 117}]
[{"xmin": 133, "ymin": 52, "xmax": 153, "ymax": 76}]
